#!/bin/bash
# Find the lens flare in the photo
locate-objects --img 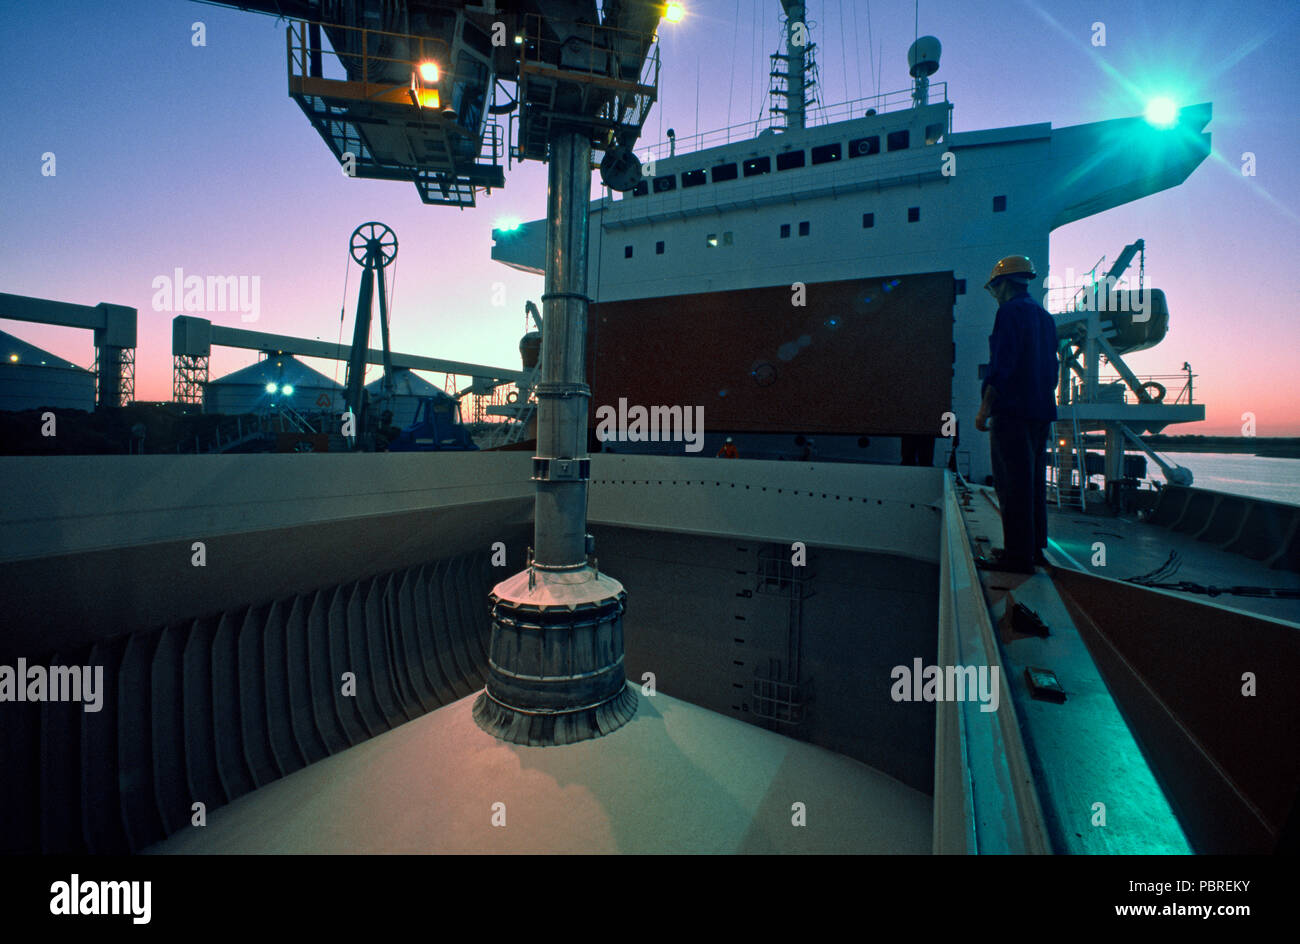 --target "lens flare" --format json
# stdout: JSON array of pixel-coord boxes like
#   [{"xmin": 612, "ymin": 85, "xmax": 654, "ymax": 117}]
[{"xmin": 1144, "ymin": 97, "xmax": 1178, "ymax": 128}]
